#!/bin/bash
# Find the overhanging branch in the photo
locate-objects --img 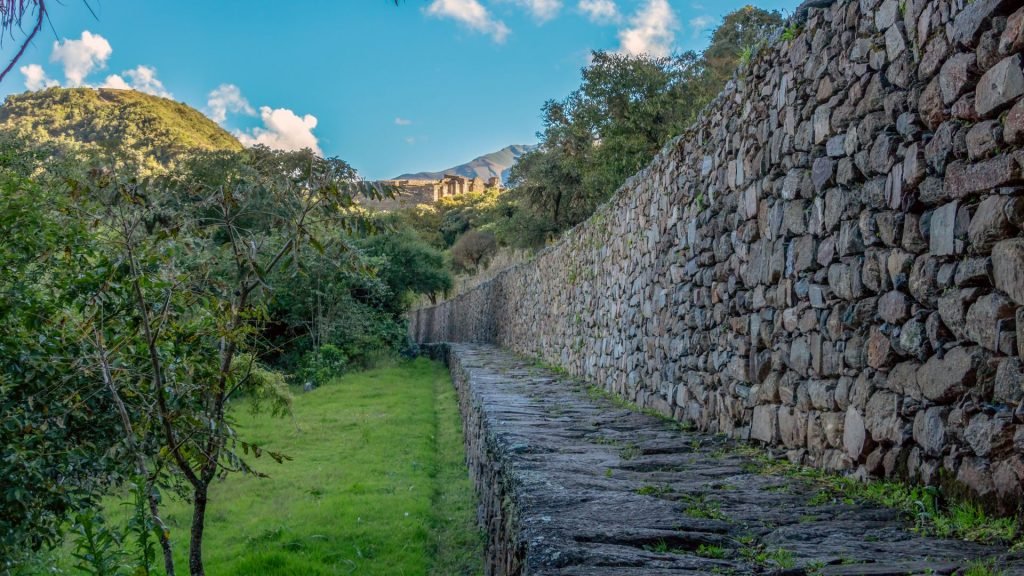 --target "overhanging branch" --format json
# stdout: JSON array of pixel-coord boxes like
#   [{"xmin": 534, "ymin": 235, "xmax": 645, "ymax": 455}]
[{"xmin": 0, "ymin": 0, "xmax": 45, "ymax": 85}]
